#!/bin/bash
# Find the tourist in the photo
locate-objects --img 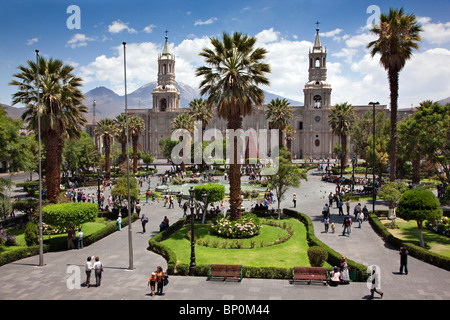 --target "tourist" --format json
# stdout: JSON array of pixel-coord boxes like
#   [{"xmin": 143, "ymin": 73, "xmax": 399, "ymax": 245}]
[
  {"xmin": 93, "ymin": 256, "xmax": 104, "ymax": 287},
  {"xmin": 67, "ymin": 227, "xmax": 76, "ymax": 249},
  {"xmin": 141, "ymin": 214, "xmax": 149, "ymax": 233},
  {"xmin": 183, "ymin": 201, "xmax": 188, "ymax": 217},
  {"xmin": 331, "ymin": 222, "xmax": 336, "ymax": 233},
  {"xmin": 85, "ymin": 256, "xmax": 93, "ymax": 288},
  {"xmin": 345, "ymin": 200, "xmax": 350, "ymax": 215},
  {"xmin": 220, "ymin": 201, "xmax": 226, "ymax": 217},
  {"xmin": 77, "ymin": 228, "xmax": 84, "ymax": 249},
  {"xmin": 148, "ymin": 272, "xmax": 156, "ymax": 296},
  {"xmin": 292, "ymin": 193, "xmax": 297, "ymax": 208},
  {"xmin": 338, "ymin": 199, "xmax": 344, "ymax": 215},
  {"xmin": 342, "ymin": 216, "xmax": 351, "ymax": 236},
  {"xmin": 399, "ymin": 247, "xmax": 409, "ymax": 275},
  {"xmin": 155, "ymin": 266, "xmax": 167, "ymax": 295},
  {"xmin": 328, "ymin": 192, "xmax": 333, "ymax": 207},
  {"xmin": 356, "ymin": 209, "xmax": 363, "ymax": 228},
  {"xmin": 362, "ymin": 205, "xmax": 369, "ymax": 221},
  {"xmin": 339, "ymin": 256, "xmax": 350, "ymax": 284},
  {"xmin": 117, "ymin": 213, "xmax": 122, "ymax": 231},
  {"xmin": 168, "ymin": 195, "xmax": 174, "ymax": 209},
  {"xmin": 354, "ymin": 203, "xmax": 362, "ymax": 220},
  {"xmin": 369, "ymin": 267, "xmax": 383, "ymax": 299},
  {"xmin": 329, "ymin": 266, "xmax": 340, "ymax": 286},
  {"xmin": 324, "ymin": 216, "xmax": 330, "ymax": 233},
  {"xmin": 322, "ymin": 203, "xmax": 330, "ymax": 218}
]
